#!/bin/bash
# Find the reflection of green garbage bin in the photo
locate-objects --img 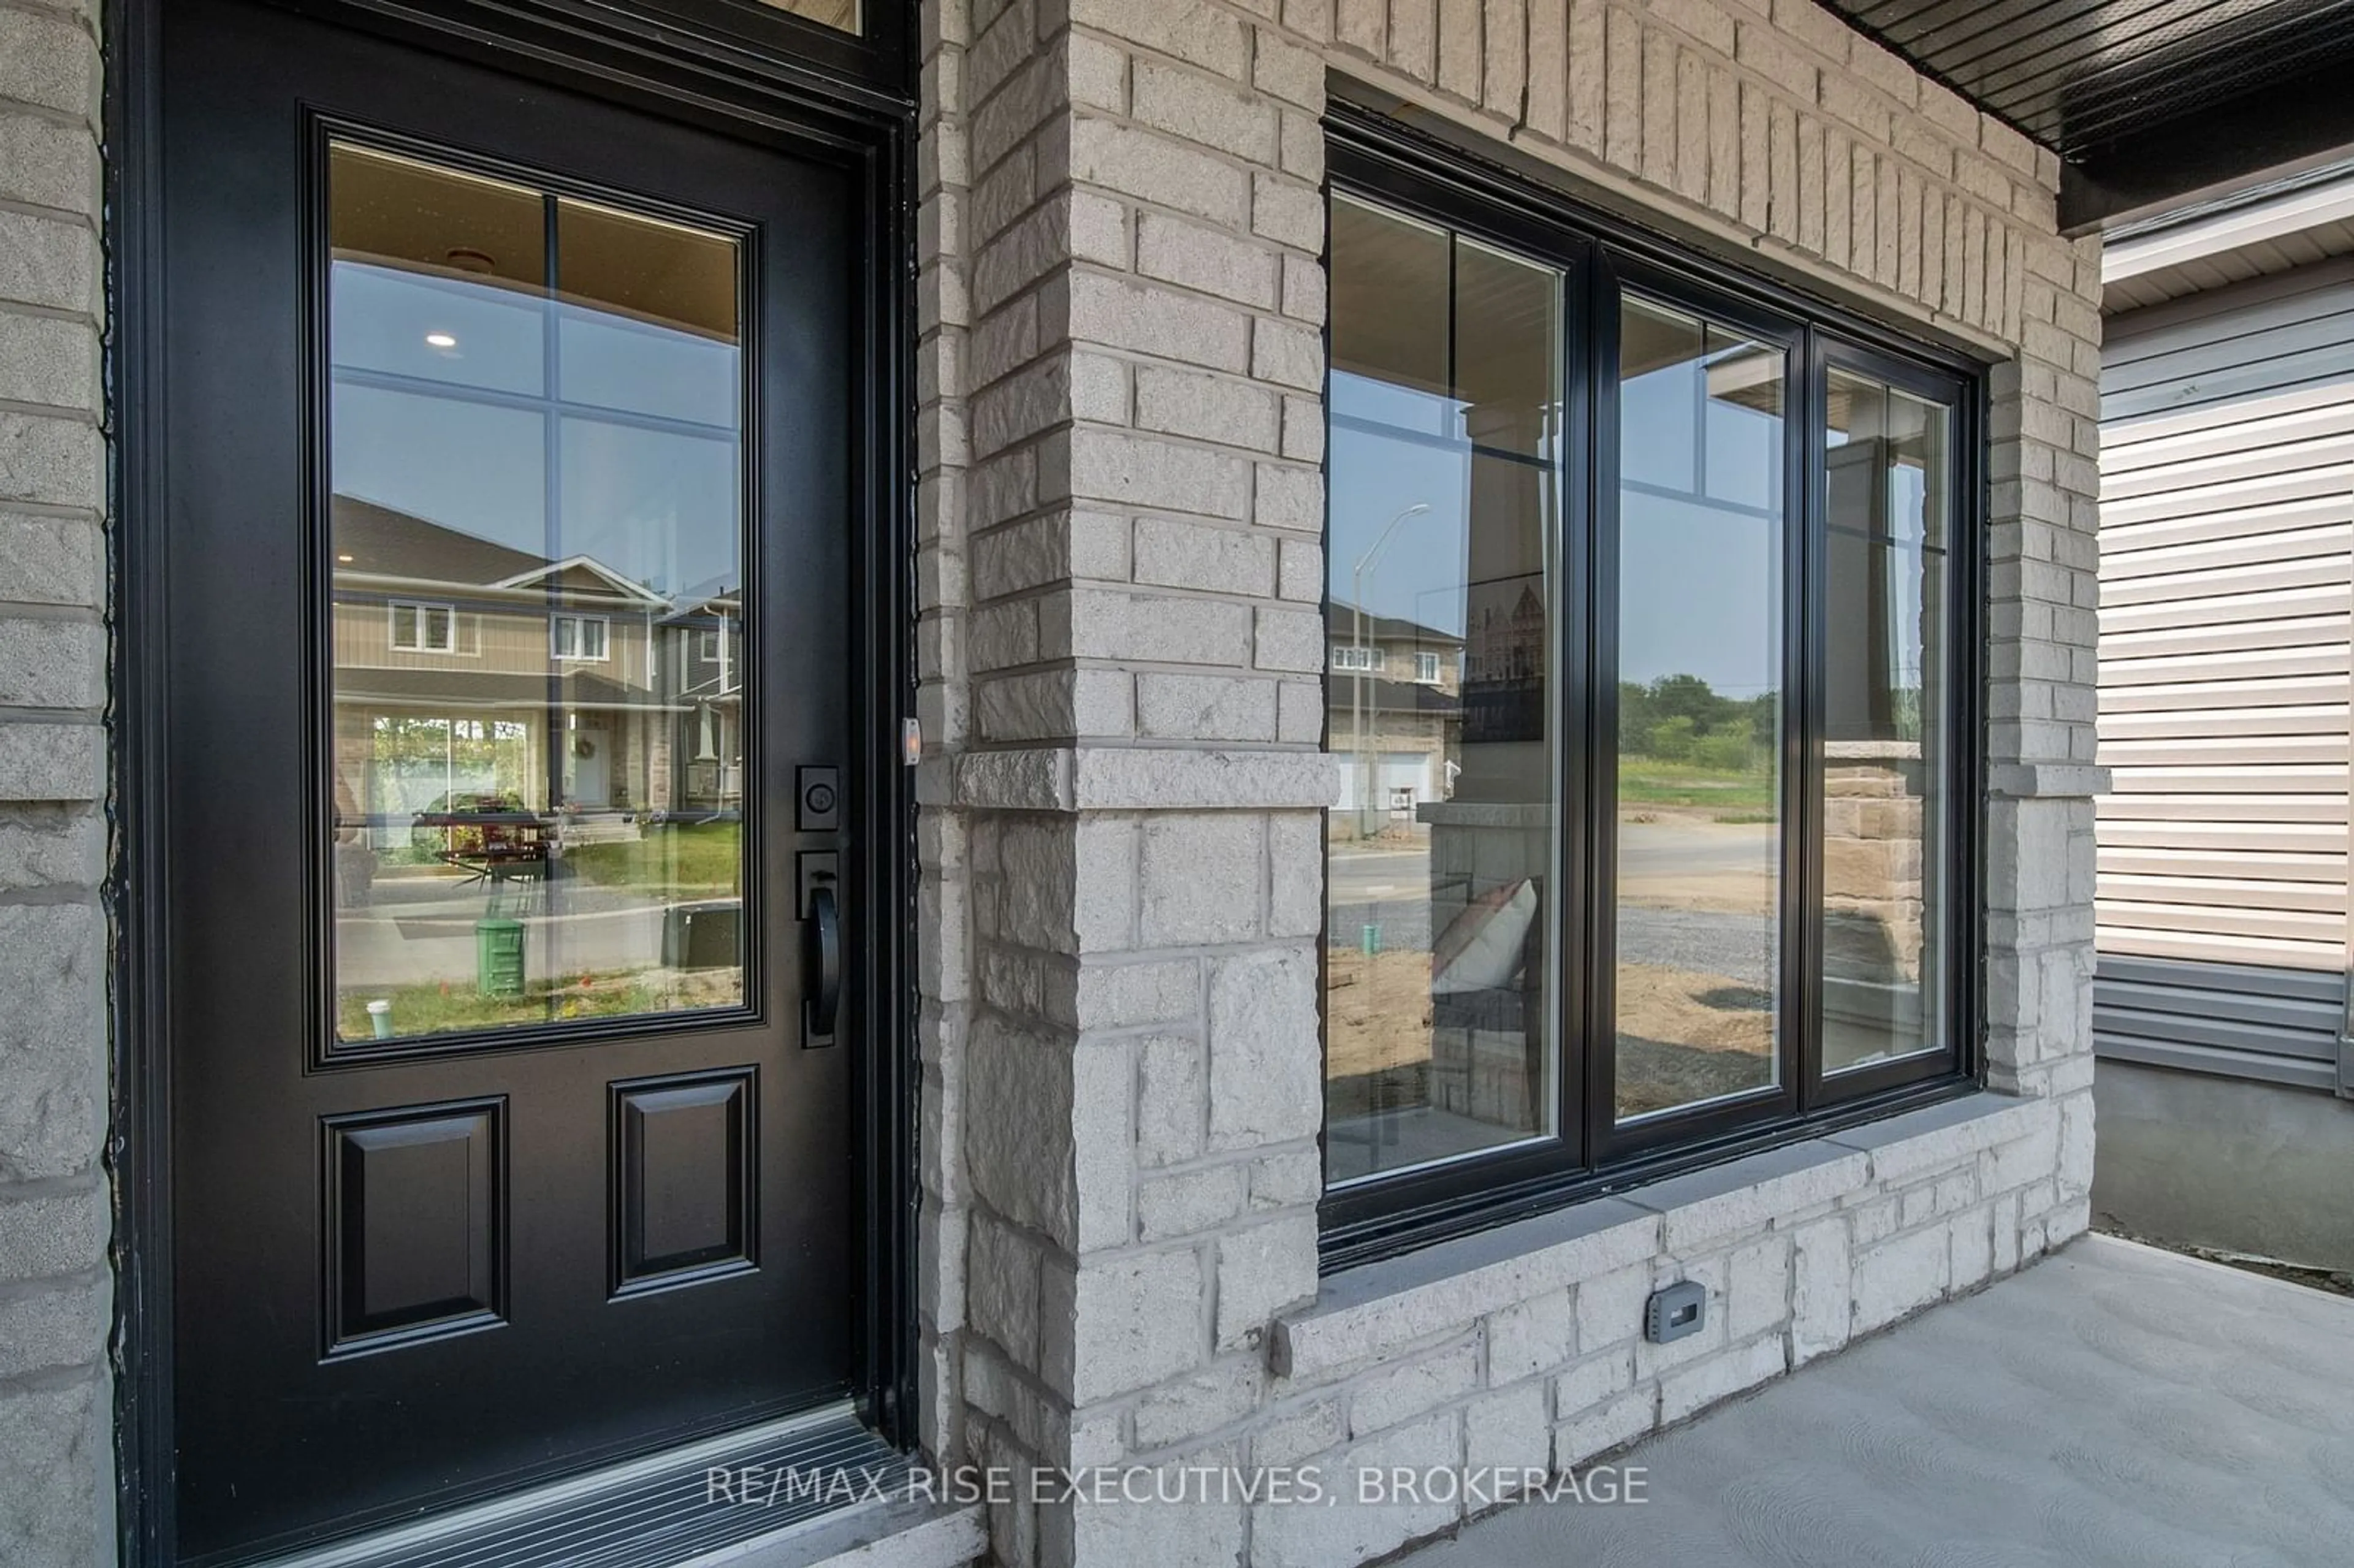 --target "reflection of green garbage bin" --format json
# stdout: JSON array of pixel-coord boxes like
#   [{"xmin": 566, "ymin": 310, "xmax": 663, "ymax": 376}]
[{"xmin": 475, "ymin": 917, "xmax": 526, "ymax": 999}]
